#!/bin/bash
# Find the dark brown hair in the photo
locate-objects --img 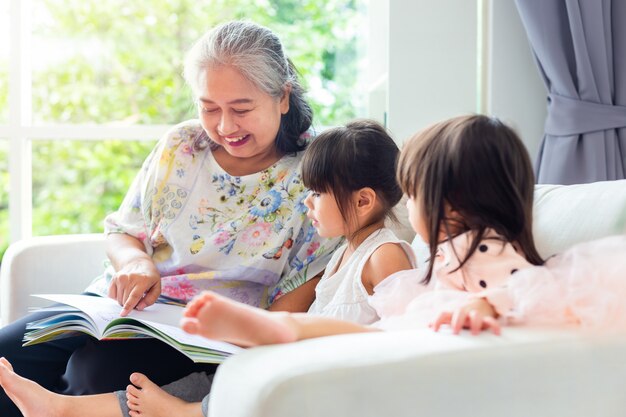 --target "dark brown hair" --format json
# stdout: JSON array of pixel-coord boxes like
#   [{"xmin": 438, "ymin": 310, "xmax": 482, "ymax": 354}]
[
  {"xmin": 302, "ymin": 119, "xmax": 402, "ymax": 237},
  {"xmin": 397, "ymin": 115, "xmax": 543, "ymax": 283}
]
